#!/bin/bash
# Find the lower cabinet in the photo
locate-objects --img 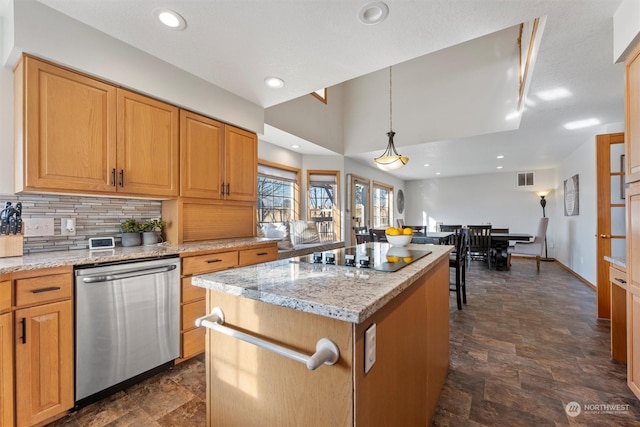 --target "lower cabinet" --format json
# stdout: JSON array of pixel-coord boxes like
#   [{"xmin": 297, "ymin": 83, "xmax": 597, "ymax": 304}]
[
  {"xmin": 13, "ymin": 267, "xmax": 74, "ymax": 427},
  {"xmin": 179, "ymin": 243, "xmax": 278, "ymax": 361},
  {"xmin": 1, "ymin": 311, "xmax": 13, "ymax": 427},
  {"xmin": 610, "ymin": 265, "xmax": 627, "ymax": 362},
  {"xmin": 628, "ymin": 284, "xmax": 640, "ymax": 399}
]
